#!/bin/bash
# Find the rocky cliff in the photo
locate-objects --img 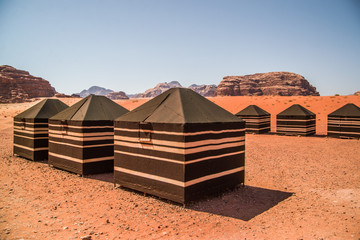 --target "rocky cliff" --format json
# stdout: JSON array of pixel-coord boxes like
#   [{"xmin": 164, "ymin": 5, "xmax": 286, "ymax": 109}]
[
  {"xmin": 189, "ymin": 84, "xmax": 217, "ymax": 97},
  {"xmin": 0, "ymin": 65, "xmax": 56, "ymax": 103},
  {"xmin": 216, "ymin": 72, "xmax": 319, "ymax": 96}
]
